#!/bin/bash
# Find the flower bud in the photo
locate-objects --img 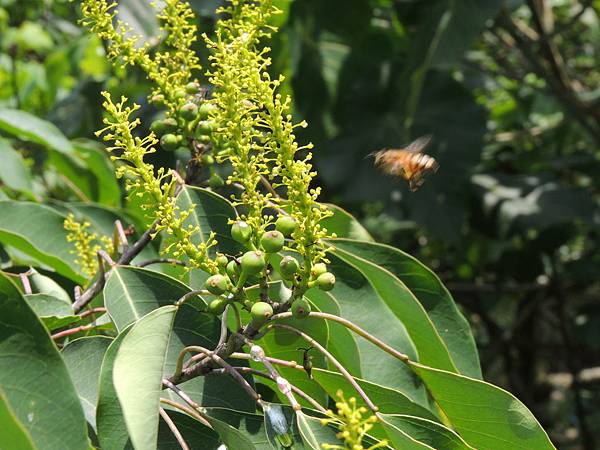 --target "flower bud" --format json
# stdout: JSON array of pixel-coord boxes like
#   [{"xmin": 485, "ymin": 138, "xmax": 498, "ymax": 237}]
[
  {"xmin": 260, "ymin": 230, "xmax": 285, "ymax": 253},
  {"xmin": 231, "ymin": 221, "xmax": 252, "ymax": 243},
  {"xmin": 205, "ymin": 274, "xmax": 228, "ymax": 295},
  {"xmin": 185, "ymin": 82, "xmax": 200, "ymax": 94},
  {"xmin": 196, "ymin": 120, "xmax": 216, "ymax": 135},
  {"xmin": 292, "ymin": 297, "xmax": 311, "ymax": 319},
  {"xmin": 198, "ymin": 102, "xmax": 217, "ymax": 119},
  {"xmin": 311, "ymin": 263, "xmax": 327, "ymax": 279},
  {"xmin": 316, "ymin": 272, "xmax": 335, "ymax": 291},
  {"xmin": 179, "ymin": 102, "xmax": 198, "ymax": 121},
  {"xmin": 216, "ymin": 254, "xmax": 228, "ymax": 268},
  {"xmin": 240, "ymin": 250, "xmax": 266, "ymax": 275},
  {"xmin": 160, "ymin": 133, "xmax": 179, "ymax": 151},
  {"xmin": 250, "ymin": 301, "xmax": 273, "ymax": 326},
  {"xmin": 150, "ymin": 94, "xmax": 165, "ymax": 105},
  {"xmin": 279, "ymin": 256, "xmax": 299, "ymax": 280},
  {"xmin": 208, "ymin": 298, "xmax": 227, "ymax": 315},
  {"xmin": 173, "ymin": 88, "xmax": 186, "ymax": 100},
  {"xmin": 275, "ymin": 216, "xmax": 297, "ymax": 236}
]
